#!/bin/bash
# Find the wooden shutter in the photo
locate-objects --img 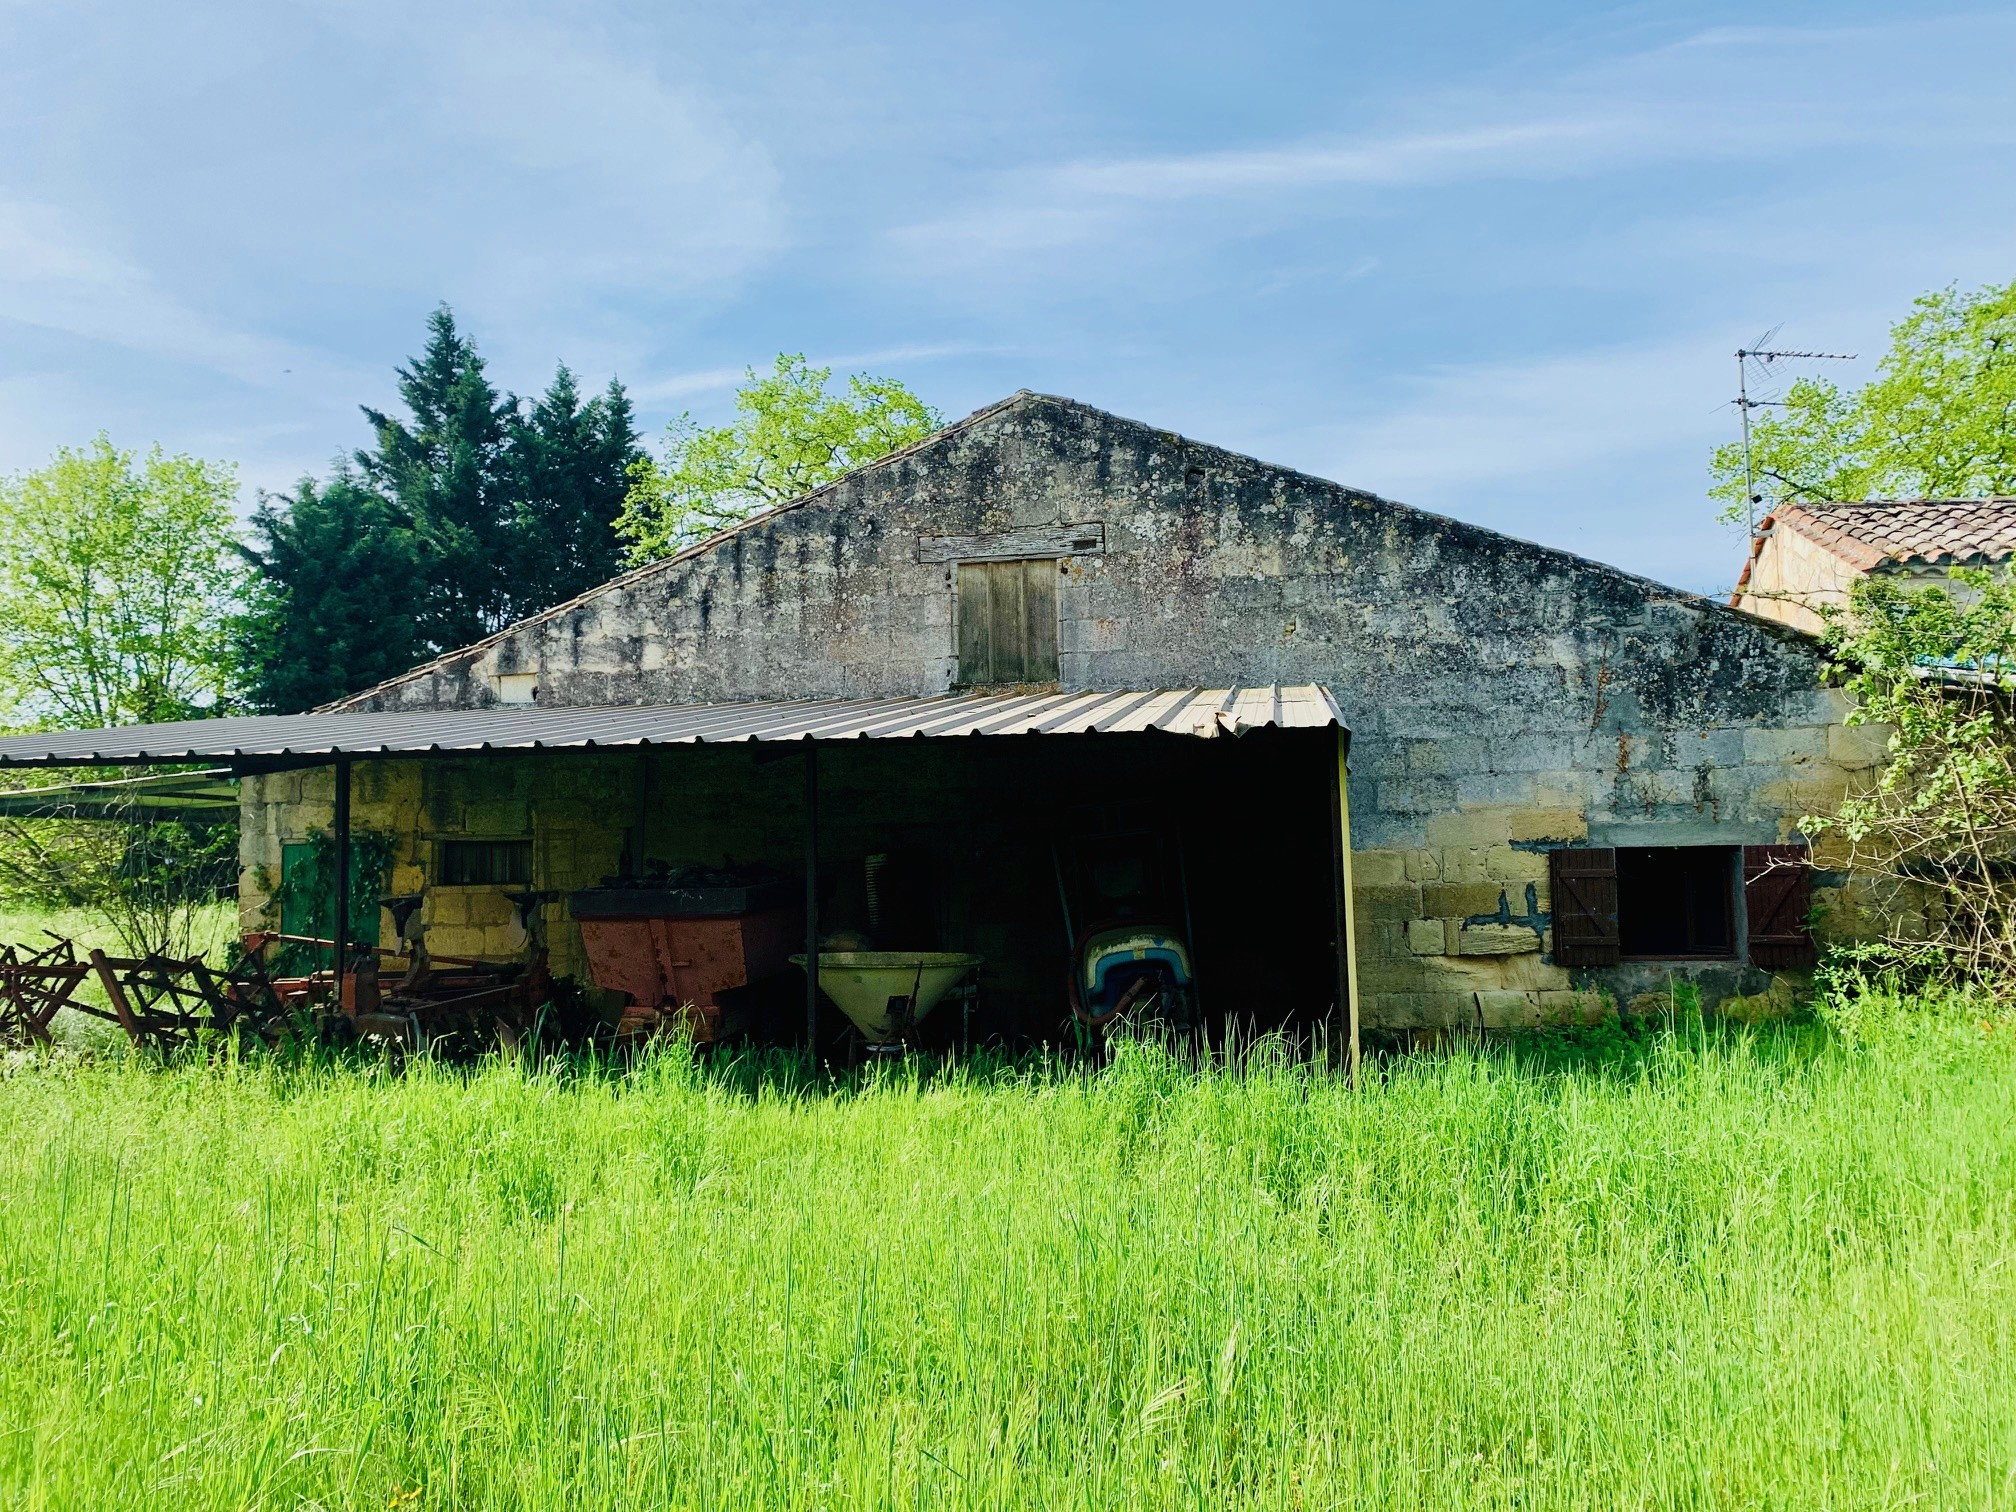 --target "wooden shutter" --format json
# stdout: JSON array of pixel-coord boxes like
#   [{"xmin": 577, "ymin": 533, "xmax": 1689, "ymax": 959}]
[
  {"xmin": 1549, "ymin": 848, "xmax": 1620, "ymax": 966},
  {"xmin": 1743, "ymin": 844, "xmax": 1815, "ymax": 968},
  {"xmin": 957, "ymin": 559, "xmax": 1059, "ymax": 686}
]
